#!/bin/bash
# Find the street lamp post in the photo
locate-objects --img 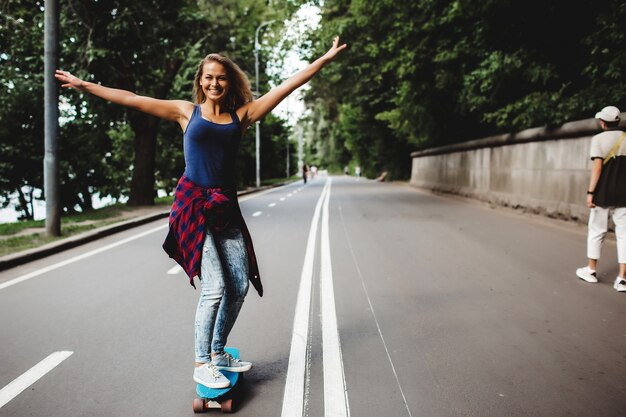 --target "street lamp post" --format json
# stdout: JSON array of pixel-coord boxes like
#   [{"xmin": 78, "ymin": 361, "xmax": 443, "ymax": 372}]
[
  {"xmin": 286, "ymin": 135, "xmax": 290, "ymax": 178},
  {"xmin": 254, "ymin": 20, "xmax": 275, "ymax": 188},
  {"xmin": 297, "ymin": 124, "xmax": 304, "ymax": 179},
  {"xmin": 44, "ymin": 0, "xmax": 60, "ymax": 236}
]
